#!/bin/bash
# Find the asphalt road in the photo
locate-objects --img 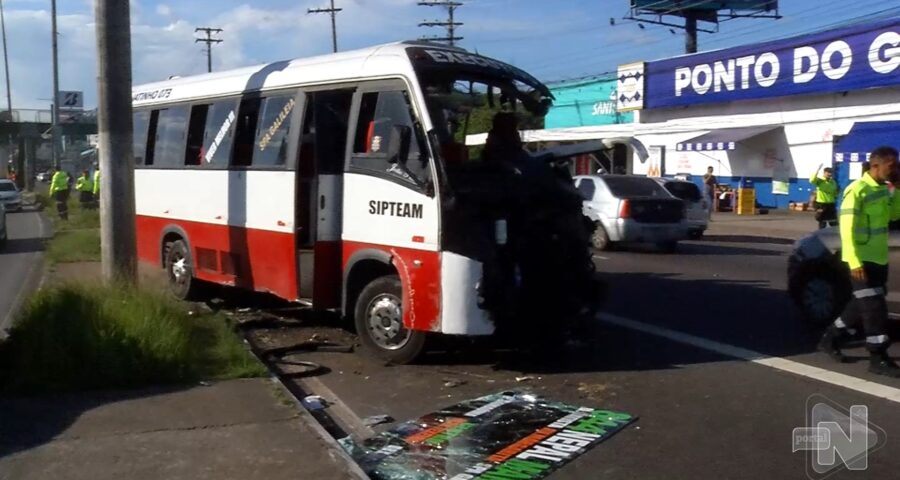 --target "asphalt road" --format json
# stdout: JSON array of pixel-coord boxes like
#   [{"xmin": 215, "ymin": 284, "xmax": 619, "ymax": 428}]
[
  {"xmin": 240, "ymin": 232, "xmax": 900, "ymax": 480},
  {"xmin": 0, "ymin": 208, "xmax": 47, "ymax": 336}
]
